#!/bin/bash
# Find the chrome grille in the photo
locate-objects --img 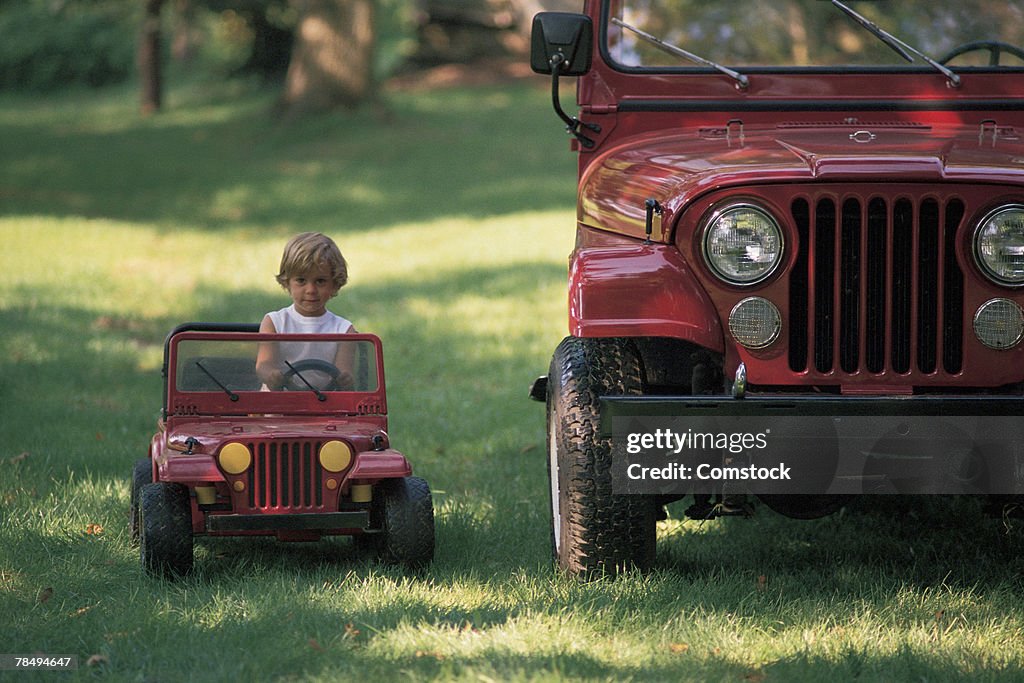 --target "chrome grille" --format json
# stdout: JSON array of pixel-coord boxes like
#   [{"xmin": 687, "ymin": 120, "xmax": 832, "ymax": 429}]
[{"xmin": 788, "ymin": 194, "xmax": 965, "ymax": 377}]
